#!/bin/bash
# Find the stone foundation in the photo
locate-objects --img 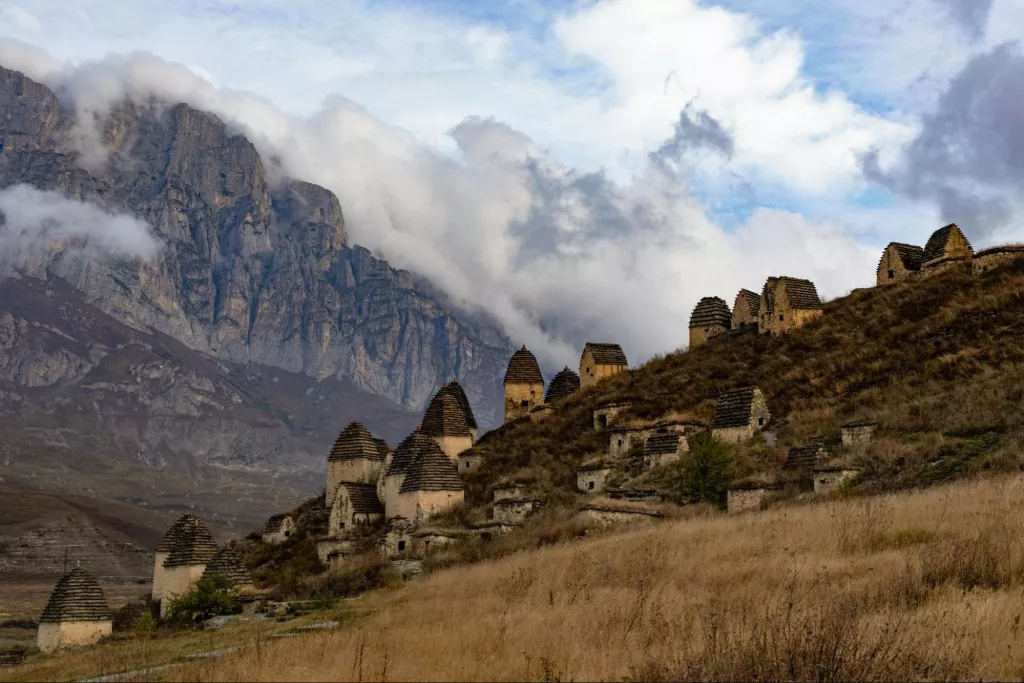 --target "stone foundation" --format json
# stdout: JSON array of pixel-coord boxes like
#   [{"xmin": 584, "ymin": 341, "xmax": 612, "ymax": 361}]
[
  {"xmin": 37, "ymin": 621, "xmax": 111, "ymax": 653},
  {"xmin": 813, "ymin": 469, "xmax": 860, "ymax": 494},
  {"xmin": 727, "ymin": 488, "xmax": 776, "ymax": 514}
]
